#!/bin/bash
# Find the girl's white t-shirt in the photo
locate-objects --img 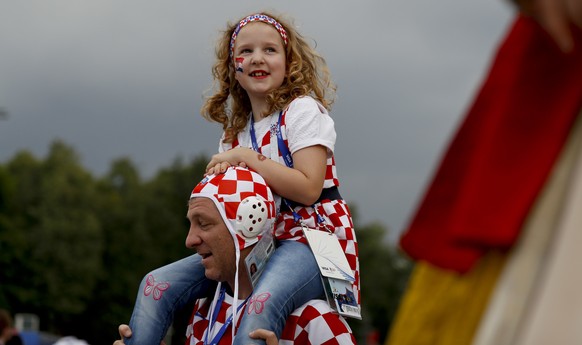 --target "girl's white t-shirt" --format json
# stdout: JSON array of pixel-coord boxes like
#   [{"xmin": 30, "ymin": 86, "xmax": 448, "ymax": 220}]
[{"xmin": 219, "ymin": 96, "xmax": 336, "ymax": 158}]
